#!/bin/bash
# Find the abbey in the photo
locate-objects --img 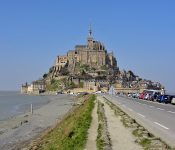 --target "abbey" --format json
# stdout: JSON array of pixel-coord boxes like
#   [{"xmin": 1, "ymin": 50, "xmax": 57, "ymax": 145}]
[{"xmin": 53, "ymin": 27, "xmax": 117, "ymax": 75}]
